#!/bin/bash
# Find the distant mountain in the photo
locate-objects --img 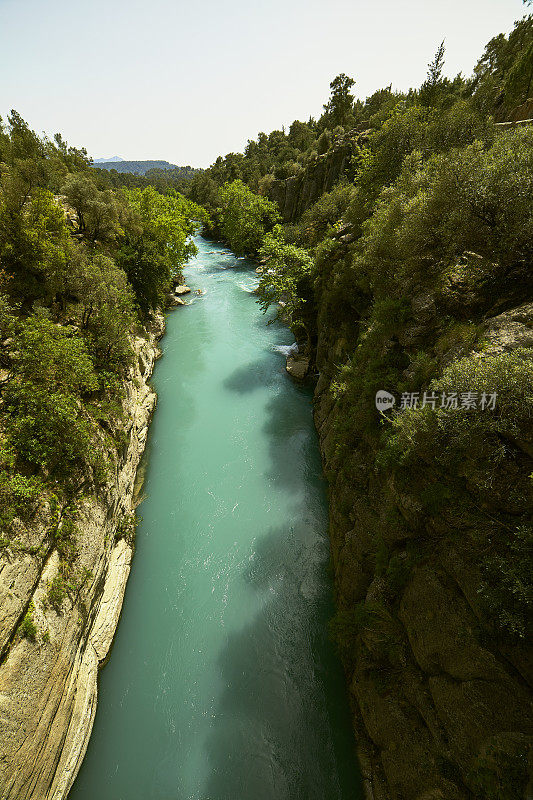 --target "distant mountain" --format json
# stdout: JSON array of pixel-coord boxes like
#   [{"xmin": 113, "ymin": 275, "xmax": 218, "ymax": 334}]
[
  {"xmin": 93, "ymin": 156, "xmax": 124, "ymax": 163},
  {"xmin": 93, "ymin": 159, "xmax": 182, "ymax": 175}
]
